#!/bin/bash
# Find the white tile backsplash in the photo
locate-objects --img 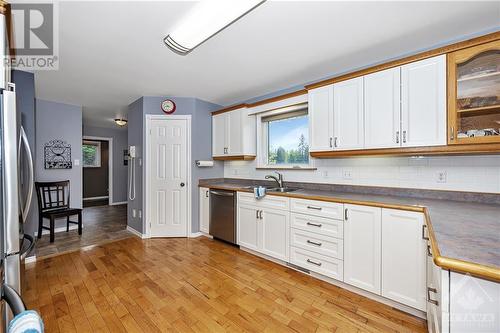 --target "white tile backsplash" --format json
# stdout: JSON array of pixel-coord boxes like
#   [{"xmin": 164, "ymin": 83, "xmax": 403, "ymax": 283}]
[{"xmin": 224, "ymin": 155, "xmax": 500, "ymax": 193}]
